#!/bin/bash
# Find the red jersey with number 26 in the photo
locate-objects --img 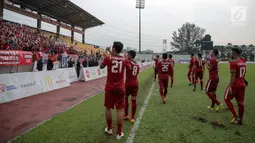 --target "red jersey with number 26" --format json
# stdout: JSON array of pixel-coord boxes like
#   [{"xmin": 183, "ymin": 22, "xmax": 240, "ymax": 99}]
[
  {"xmin": 157, "ymin": 60, "xmax": 173, "ymax": 80},
  {"xmin": 102, "ymin": 56, "xmax": 131, "ymax": 91},
  {"xmin": 126, "ymin": 61, "xmax": 140, "ymax": 87},
  {"xmin": 230, "ymin": 58, "xmax": 246, "ymax": 86}
]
